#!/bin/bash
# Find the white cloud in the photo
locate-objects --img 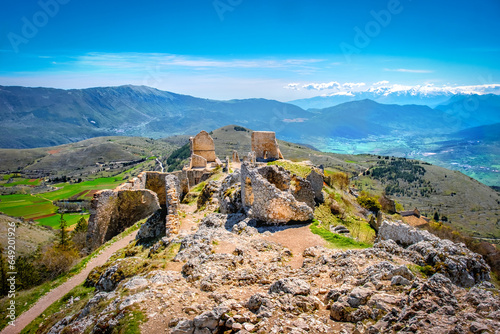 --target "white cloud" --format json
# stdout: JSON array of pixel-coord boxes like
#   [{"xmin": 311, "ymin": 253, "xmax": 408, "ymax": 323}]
[
  {"xmin": 384, "ymin": 68, "xmax": 434, "ymax": 73},
  {"xmin": 284, "ymin": 83, "xmax": 301, "ymax": 90},
  {"xmin": 367, "ymin": 83, "xmax": 500, "ymax": 96},
  {"xmin": 373, "ymin": 80, "xmax": 389, "ymax": 85},
  {"xmin": 342, "ymin": 82, "xmax": 365, "ymax": 89},
  {"xmin": 302, "ymin": 81, "xmax": 341, "ymax": 91}
]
